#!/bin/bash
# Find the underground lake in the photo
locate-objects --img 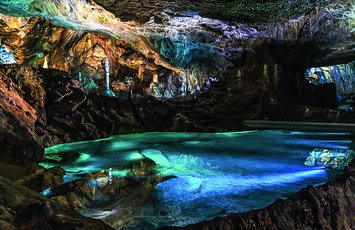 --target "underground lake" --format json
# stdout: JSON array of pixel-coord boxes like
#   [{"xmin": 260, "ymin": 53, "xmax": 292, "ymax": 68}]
[
  {"xmin": 0, "ymin": 0, "xmax": 354, "ymax": 228},
  {"xmin": 39, "ymin": 130, "xmax": 355, "ymax": 229}
]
